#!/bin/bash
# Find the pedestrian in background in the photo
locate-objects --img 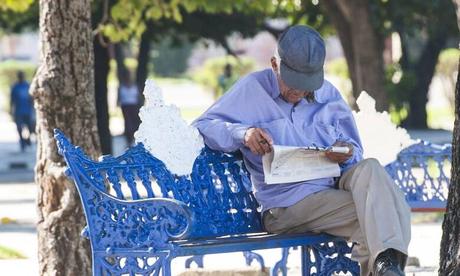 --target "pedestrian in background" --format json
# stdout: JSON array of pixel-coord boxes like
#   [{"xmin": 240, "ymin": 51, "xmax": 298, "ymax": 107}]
[
  {"xmin": 217, "ymin": 63, "xmax": 237, "ymax": 98},
  {"xmin": 117, "ymin": 70, "xmax": 141, "ymax": 146},
  {"xmin": 10, "ymin": 71, "xmax": 35, "ymax": 152}
]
